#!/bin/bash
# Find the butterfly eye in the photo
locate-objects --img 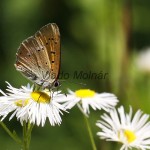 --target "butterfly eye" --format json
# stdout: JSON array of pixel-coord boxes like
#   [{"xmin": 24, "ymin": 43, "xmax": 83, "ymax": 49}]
[{"xmin": 54, "ymin": 80, "xmax": 60, "ymax": 87}]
